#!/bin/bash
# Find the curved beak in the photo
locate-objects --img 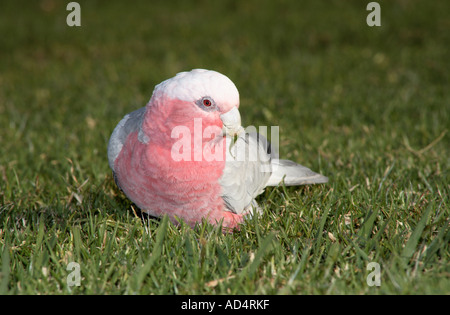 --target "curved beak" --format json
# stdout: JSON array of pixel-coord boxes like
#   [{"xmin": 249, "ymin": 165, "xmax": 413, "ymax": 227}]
[{"xmin": 220, "ymin": 106, "xmax": 243, "ymax": 137}]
